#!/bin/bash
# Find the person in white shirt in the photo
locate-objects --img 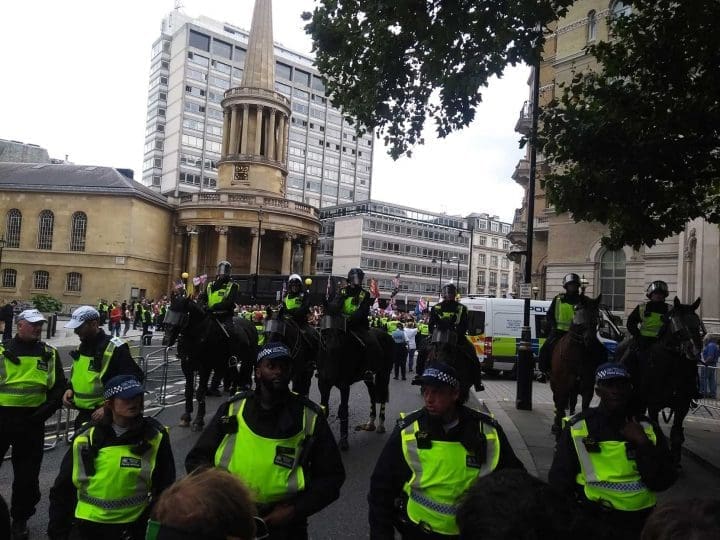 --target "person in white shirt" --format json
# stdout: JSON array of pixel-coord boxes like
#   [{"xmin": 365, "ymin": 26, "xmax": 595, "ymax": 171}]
[{"xmin": 404, "ymin": 321, "xmax": 419, "ymax": 373}]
